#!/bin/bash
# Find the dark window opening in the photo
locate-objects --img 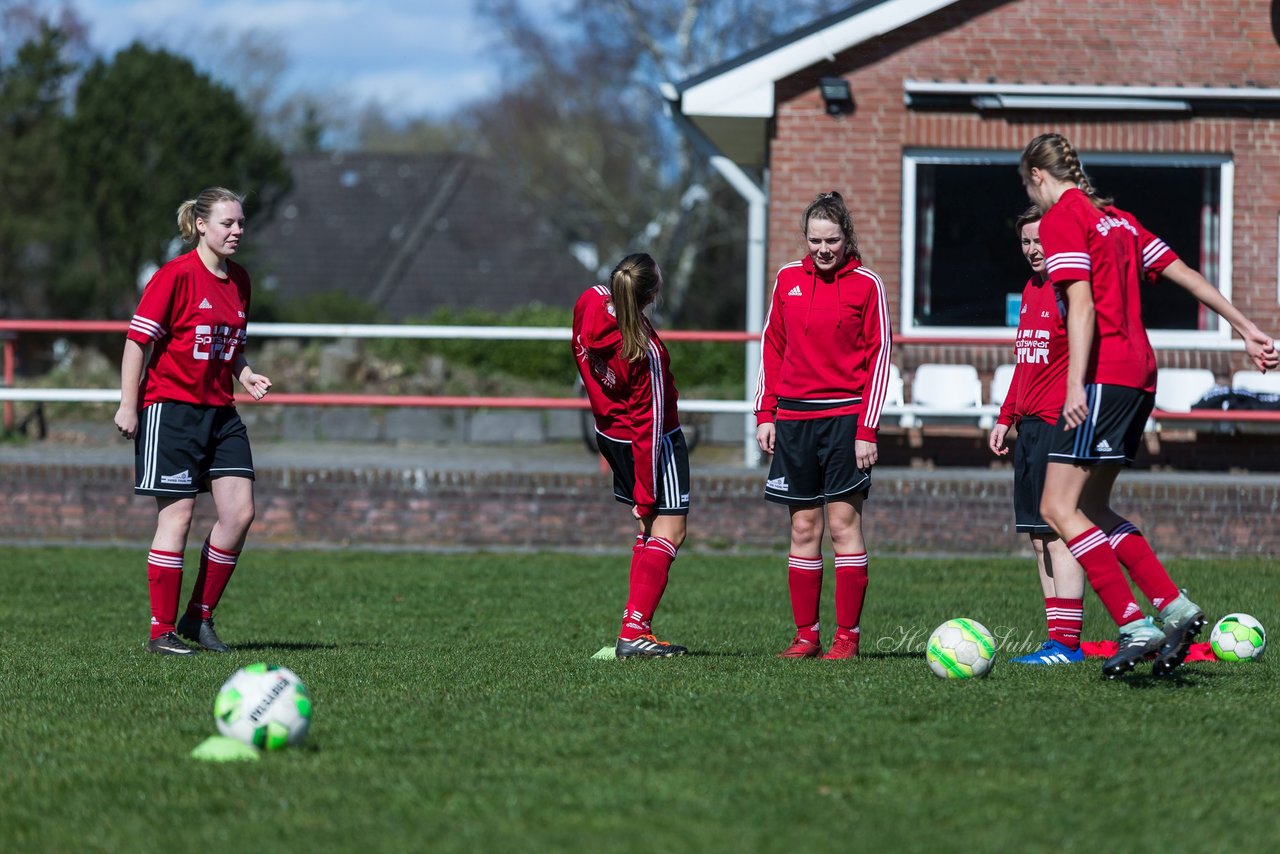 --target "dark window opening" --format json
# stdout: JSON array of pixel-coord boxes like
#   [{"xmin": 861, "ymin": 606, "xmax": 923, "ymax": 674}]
[{"xmin": 910, "ymin": 158, "xmax": 1223, "ymax": 332}]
